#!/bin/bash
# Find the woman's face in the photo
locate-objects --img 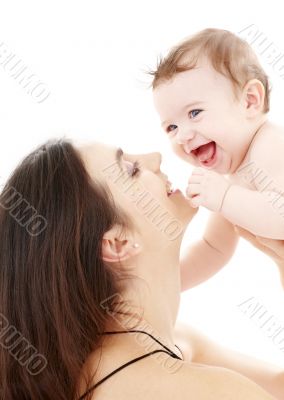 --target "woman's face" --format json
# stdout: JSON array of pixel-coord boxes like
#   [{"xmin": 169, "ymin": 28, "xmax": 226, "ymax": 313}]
[{"xmin": 77, "ymin": 141, "xmax": 197, "ymax": 247}]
